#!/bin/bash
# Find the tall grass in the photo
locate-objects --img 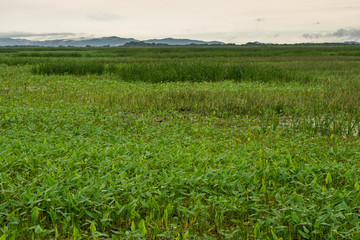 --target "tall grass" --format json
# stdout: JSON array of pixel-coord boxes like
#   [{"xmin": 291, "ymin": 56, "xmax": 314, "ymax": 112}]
[
  {"xmin": 31, "ymin": 59, "xmax": 106, "ymax": 75},
  {"xmin": 30, "ymin": 58, "xmax": 313, "ymax": 83},
  {"xmin": 114, "ymin": 61, "xmax": 242, "ymax": 82},
  {"xmin": 2, "ymin": 45, "xmax": 360, "ymax": 58},
  {"xmin": 15, "ymin": 51, "xmax": 83, "ymax": 57},
  {"xmin": 114, "ymin": 60, "xmax": 313, "ymax": 83}
]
